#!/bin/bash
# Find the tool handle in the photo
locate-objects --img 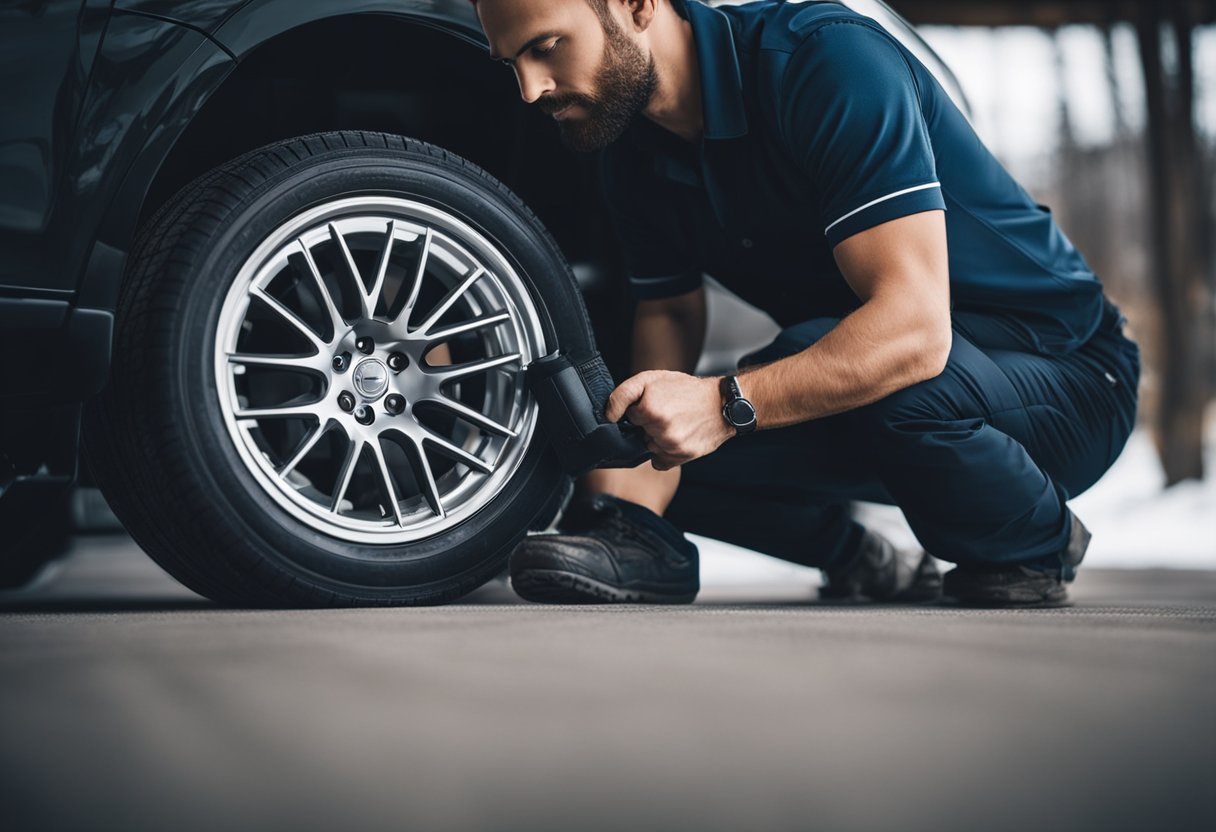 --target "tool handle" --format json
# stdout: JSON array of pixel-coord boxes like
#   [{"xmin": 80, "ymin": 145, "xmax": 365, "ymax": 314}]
[{"xmin": 525, "ymin": 351, "xmax": 653, "ymax": 476}]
